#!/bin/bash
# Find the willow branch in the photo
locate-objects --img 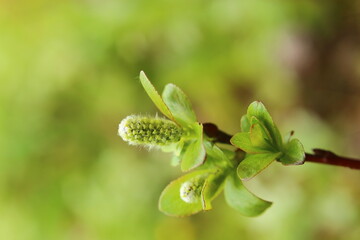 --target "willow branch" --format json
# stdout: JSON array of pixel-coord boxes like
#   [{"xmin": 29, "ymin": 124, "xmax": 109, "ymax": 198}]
[{"xmin": 203, "ymin": 123, "xmax": 360, "ymax": 170}]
